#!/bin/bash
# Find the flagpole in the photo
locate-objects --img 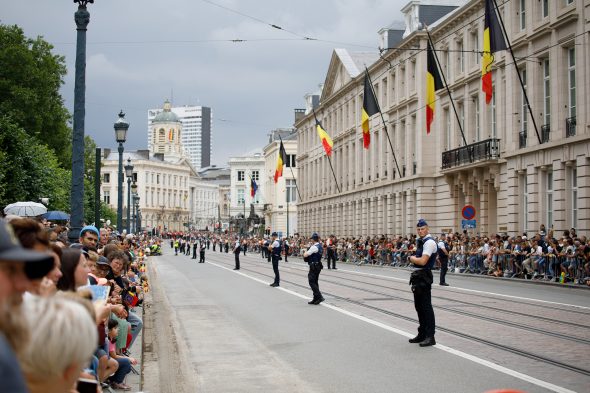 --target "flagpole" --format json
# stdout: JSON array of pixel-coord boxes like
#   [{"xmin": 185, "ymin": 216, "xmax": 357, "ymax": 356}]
[
  {"xmin": 365, "ymin": 68, "xmax": 403, "ymax": 179},
  {"xmin": 278, "ymin": 135, "xmax": 303, "ymax": 202},
  {"xmin": 326, "ymin": 154, "xmax": 341, "ymax": 193},
  {"xmin": 491, "ymin": 0, "xmax": 542, "ymax": 145}
]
